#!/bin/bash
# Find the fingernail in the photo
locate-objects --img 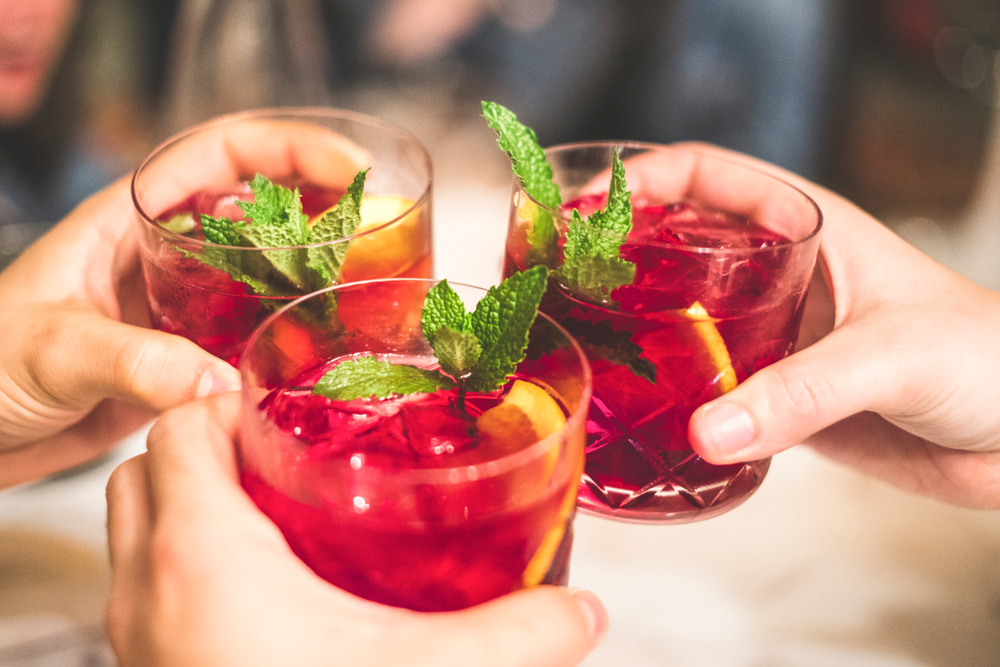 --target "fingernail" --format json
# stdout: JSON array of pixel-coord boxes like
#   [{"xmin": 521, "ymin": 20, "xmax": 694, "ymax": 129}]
[
  {"xmin": 568, "ymin": 588, "xmax": 608, "ymax": 644},
  {"xmin": 699, "ymin": 401, "xmax": 755, "ymax": 455},
  {"xmin": 196, "ymin": 364, "xmax": 242, "ymax": 398}
]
